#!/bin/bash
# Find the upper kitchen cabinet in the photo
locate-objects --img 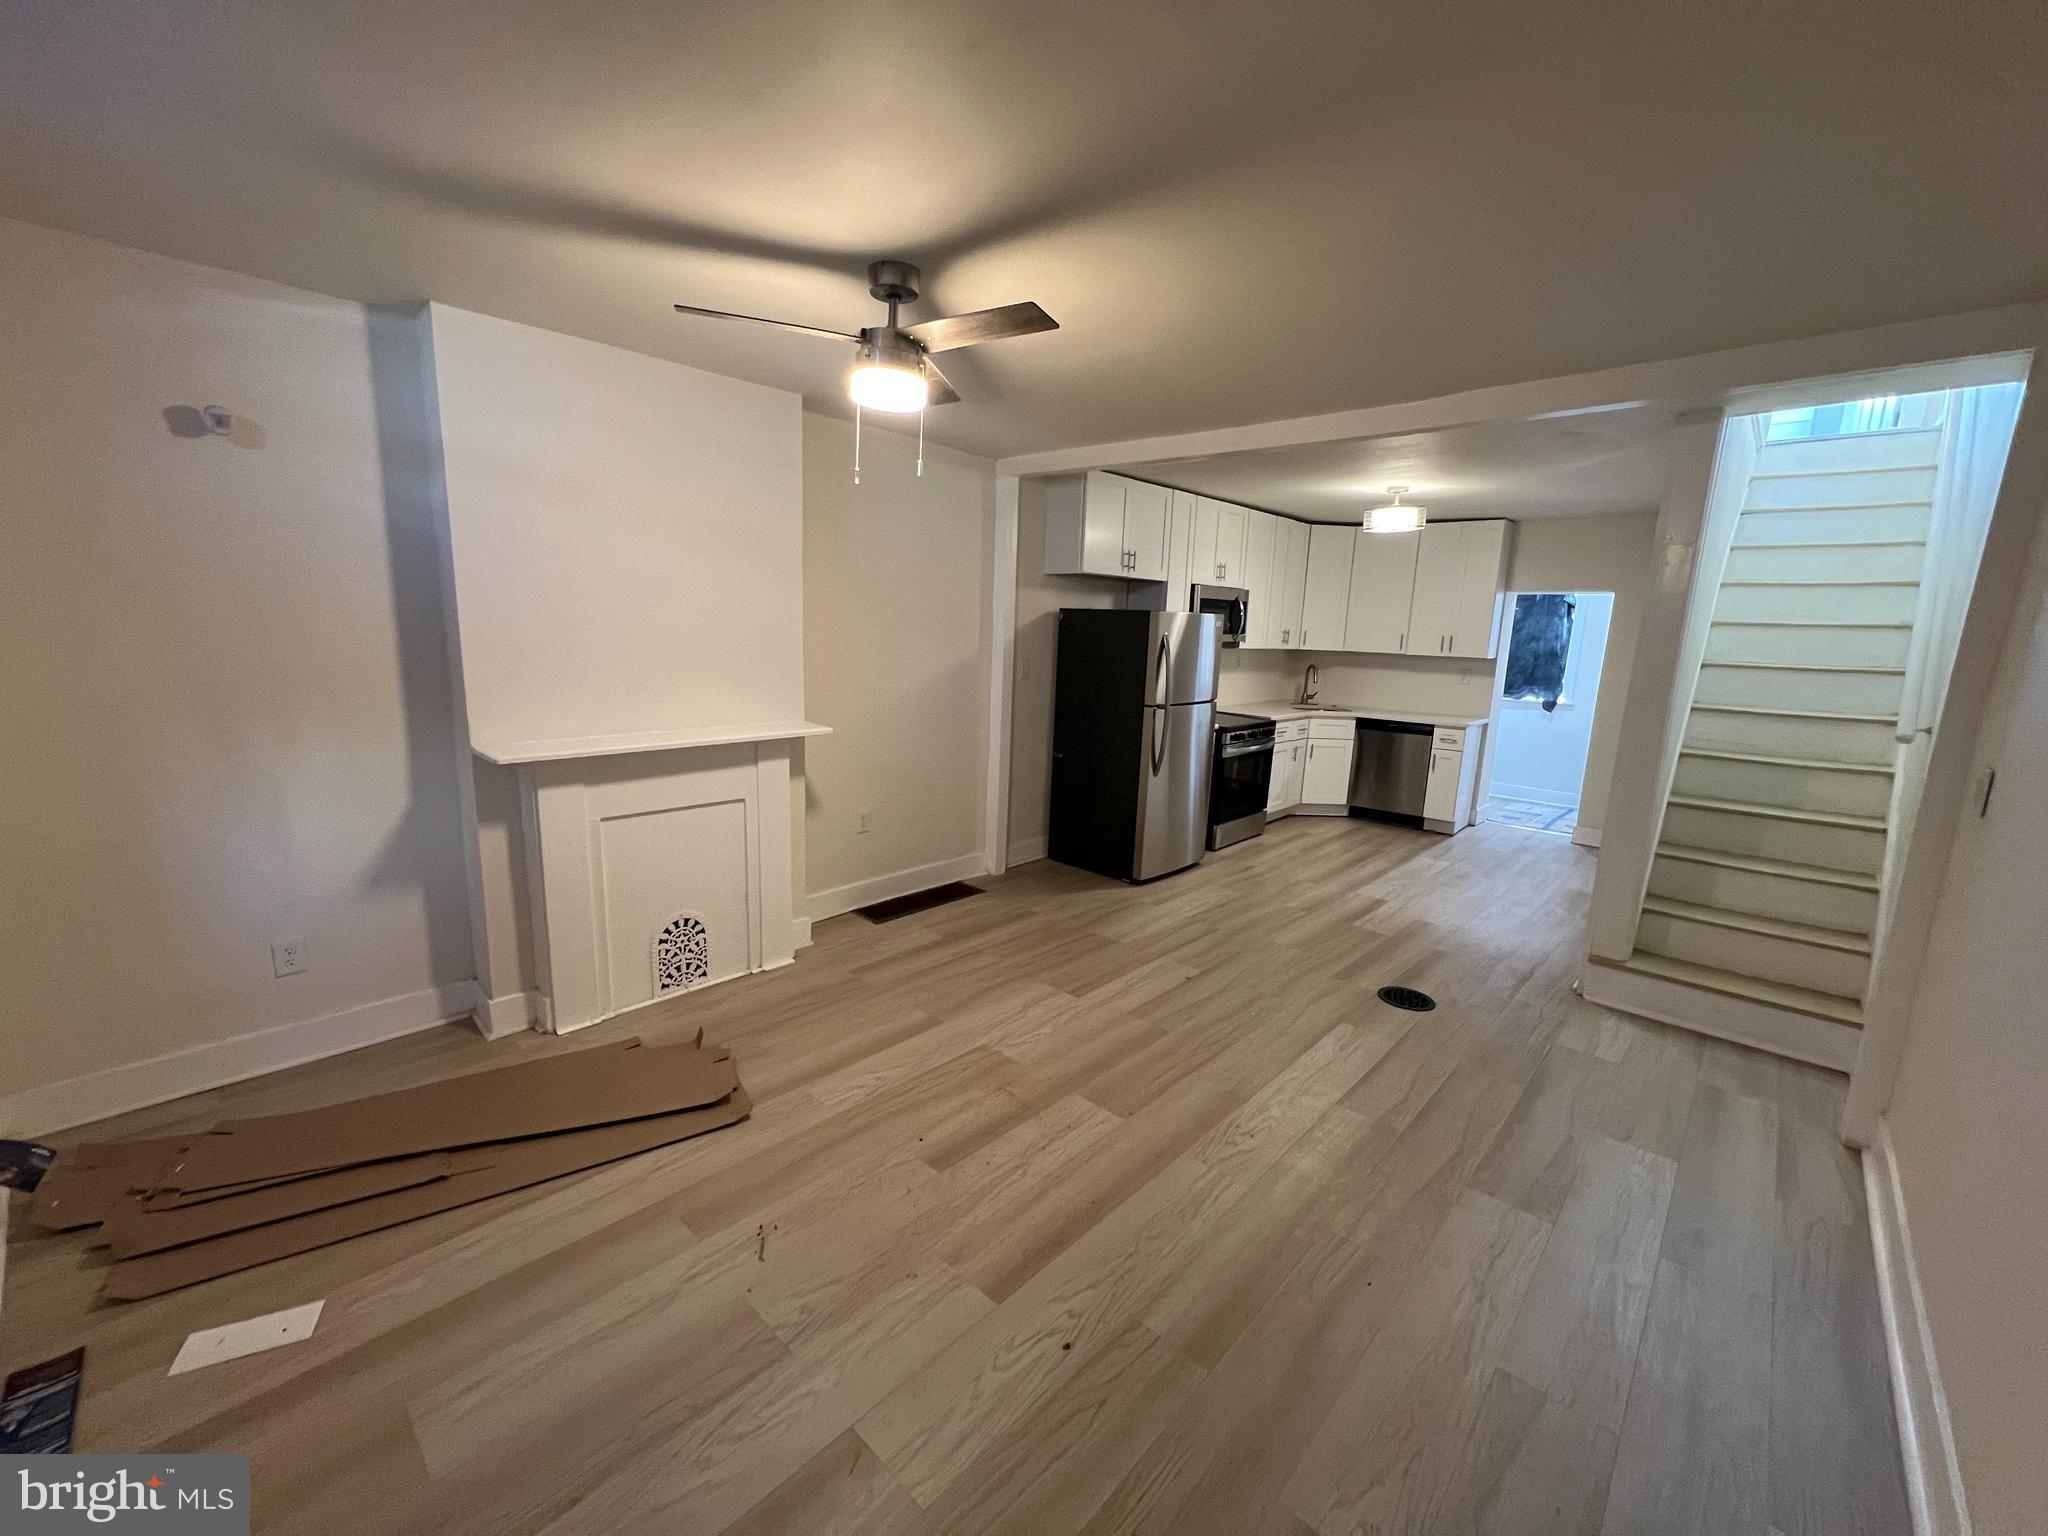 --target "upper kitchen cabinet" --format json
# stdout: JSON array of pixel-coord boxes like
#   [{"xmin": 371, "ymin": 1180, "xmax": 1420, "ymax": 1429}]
[
  {"xmin": 1300, "ymin": 523, "xmax": 1355, "ymax": 651},
  {"xmin": 1043, "ymin": 471, "xmax": 1172, "ymax": 580},
  {"xmin": 1242, "ymin": 509, "xmax": 1277, "ymax": 646},
  {"xmin": 1343, "ymin": 528, "xmax": 1422, "ymax": 654},
  {"xmin": 1272, "ymin": 519, "xmax": 1310, "ymax": 648},
  {"xmin": 1407, "ymin": 520, "xmax": 1513, "ymax": 658},
  {"xmin": 1192, "ymin": 497, "xmax": 1249, "ymax": 586}
]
